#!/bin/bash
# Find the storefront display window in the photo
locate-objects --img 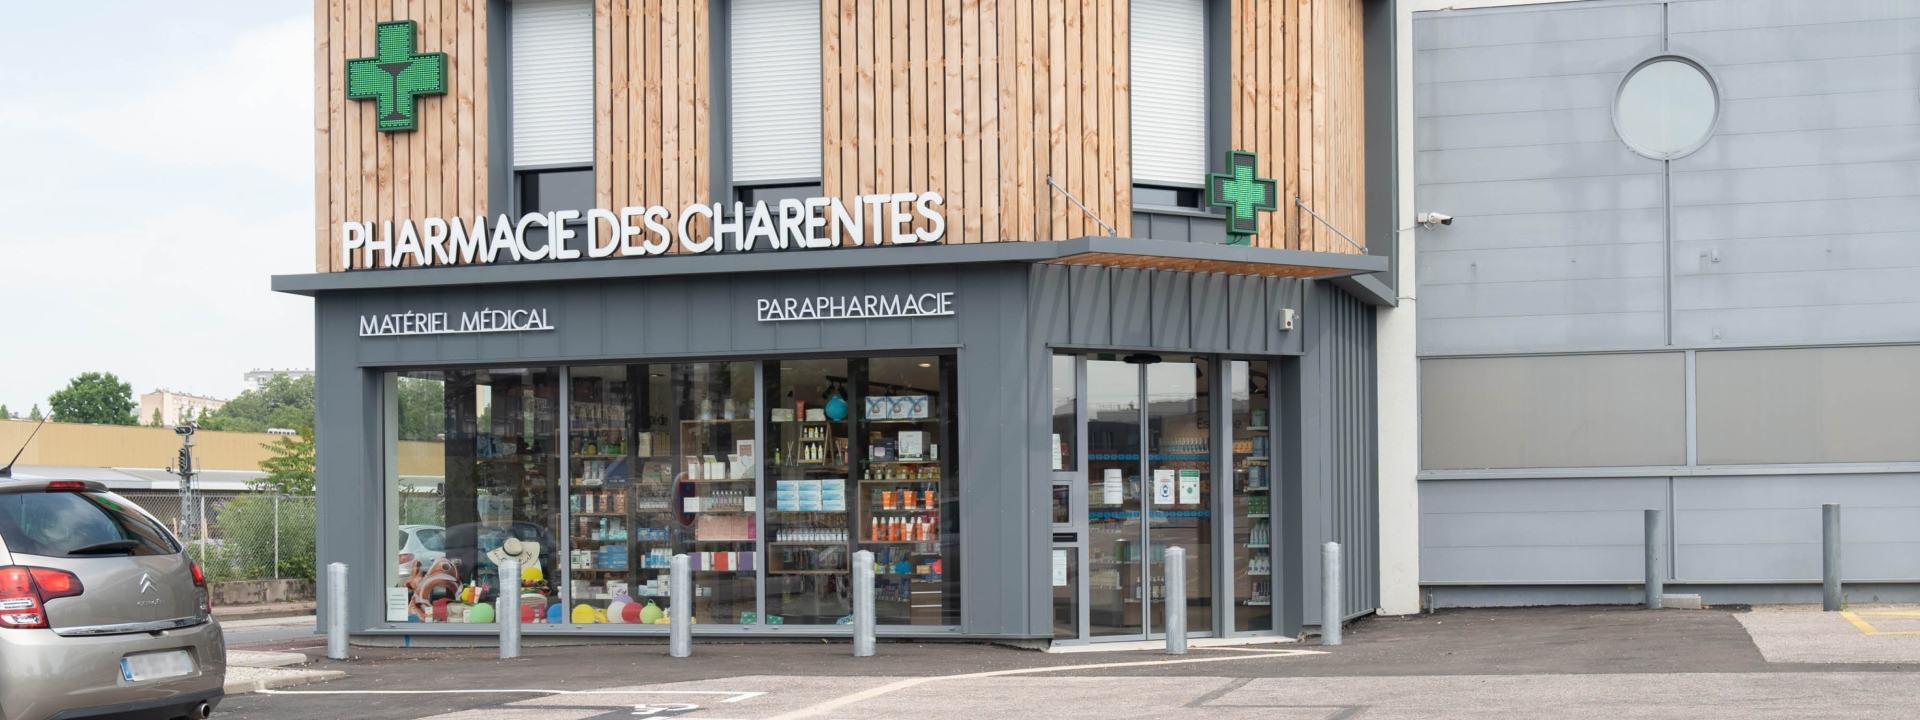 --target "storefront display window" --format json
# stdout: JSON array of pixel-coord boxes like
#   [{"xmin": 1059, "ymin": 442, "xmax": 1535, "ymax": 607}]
[
  {"xmin": 1146, "ymin": 356, "xmax": 1212, "ymax": 635},
  {"xmin": 386, "ymin": 368, "xmax": 562, "ymax": 625},
  {"xmin": 1230, "ymin": 361, "xmax": 1273, "ymax": 631}
]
